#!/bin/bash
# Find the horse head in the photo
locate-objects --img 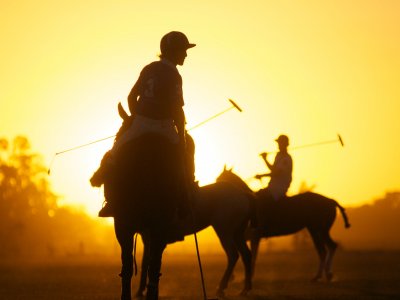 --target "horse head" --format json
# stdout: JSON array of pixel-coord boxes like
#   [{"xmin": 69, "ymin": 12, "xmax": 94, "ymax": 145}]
[
  {"xmin": 217, "ymin": 165, "xmax": 254, "ymax": 194},
  {"xmin": 217, "ymin": 164, "xmax": 233, "ymax": 181}
]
